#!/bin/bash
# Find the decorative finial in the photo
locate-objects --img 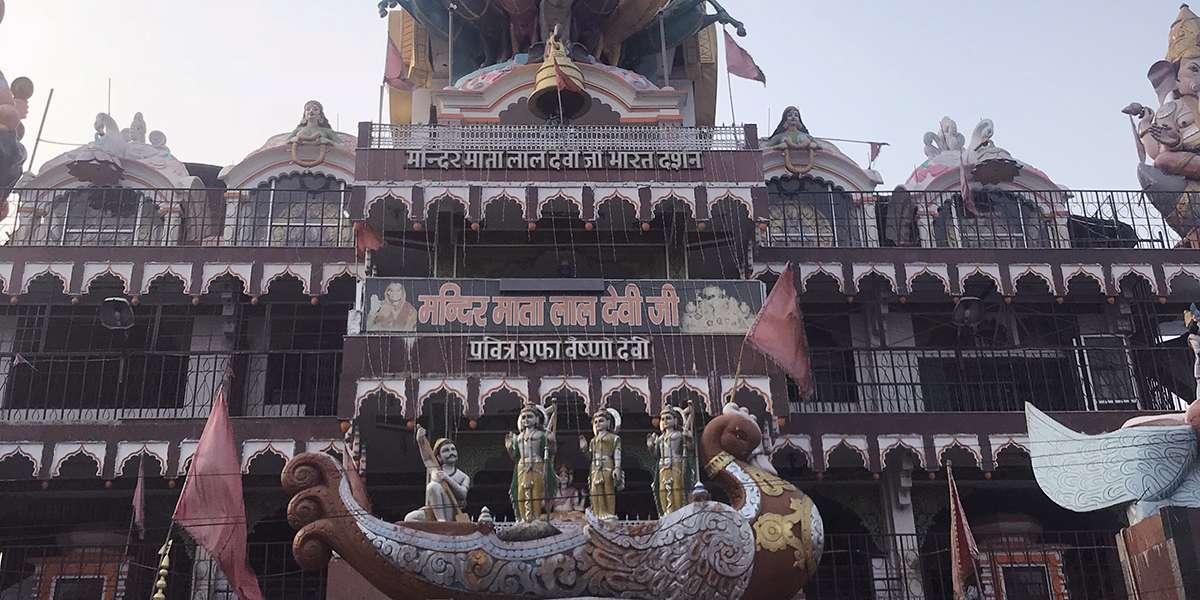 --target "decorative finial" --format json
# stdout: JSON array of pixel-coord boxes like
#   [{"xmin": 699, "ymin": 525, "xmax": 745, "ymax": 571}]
[{"xmin": 151, "ymin": 538, "xmax": 173, "ymax": 600}]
